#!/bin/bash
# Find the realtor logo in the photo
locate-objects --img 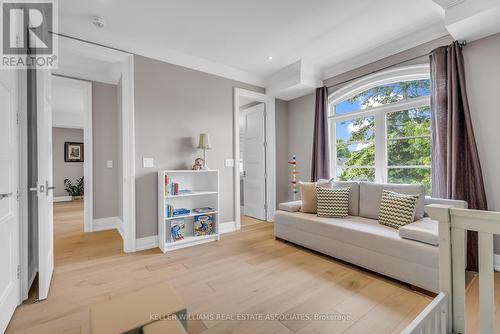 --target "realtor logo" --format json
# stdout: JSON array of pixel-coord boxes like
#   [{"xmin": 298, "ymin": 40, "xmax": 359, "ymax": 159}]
[{"xmin": 1, "ymin": 0, "xmax": 58, "ymax": 69}]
